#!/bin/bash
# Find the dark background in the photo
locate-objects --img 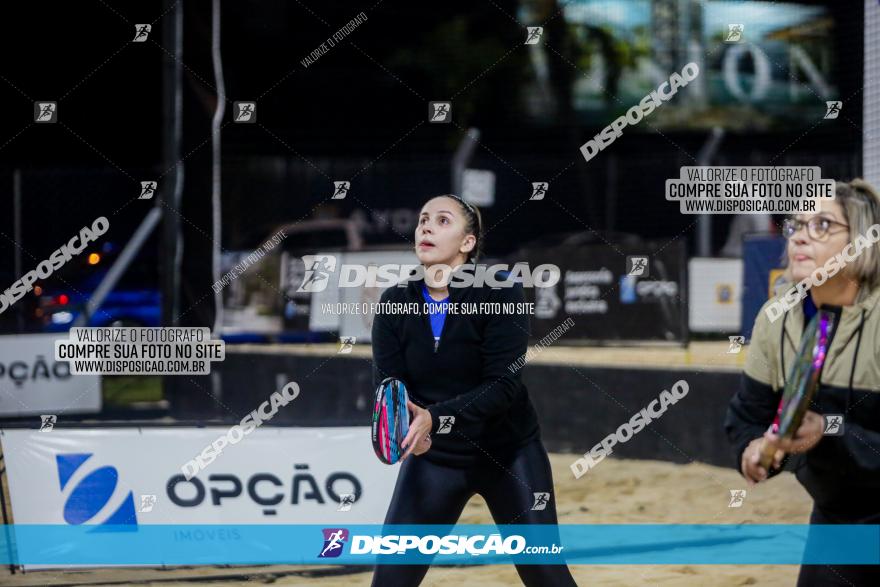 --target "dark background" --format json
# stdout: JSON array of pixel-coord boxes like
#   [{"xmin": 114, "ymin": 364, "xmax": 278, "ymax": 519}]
[{"xmin": 0, "ymin": 0, "xmax": 863, "ymax": 260}]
